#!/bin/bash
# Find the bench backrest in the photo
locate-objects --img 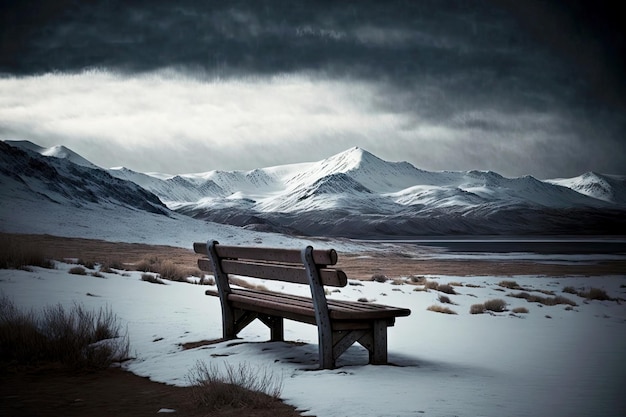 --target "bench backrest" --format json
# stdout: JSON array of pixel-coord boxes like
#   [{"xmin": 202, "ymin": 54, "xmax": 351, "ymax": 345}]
[{"xmin": 193, "ymin": 241, "xmax": 348, "ymax": 287}]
